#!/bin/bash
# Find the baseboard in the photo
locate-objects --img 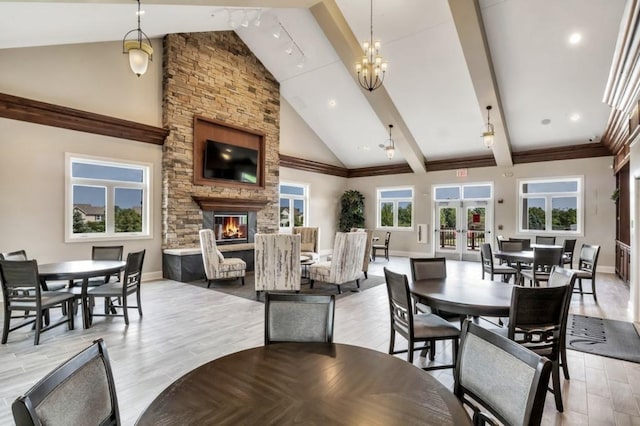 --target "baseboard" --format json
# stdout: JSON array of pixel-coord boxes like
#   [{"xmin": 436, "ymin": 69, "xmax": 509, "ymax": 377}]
[{"xmin": 142, "ymin": 270, "xmax": 163, "ymax": 282}]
